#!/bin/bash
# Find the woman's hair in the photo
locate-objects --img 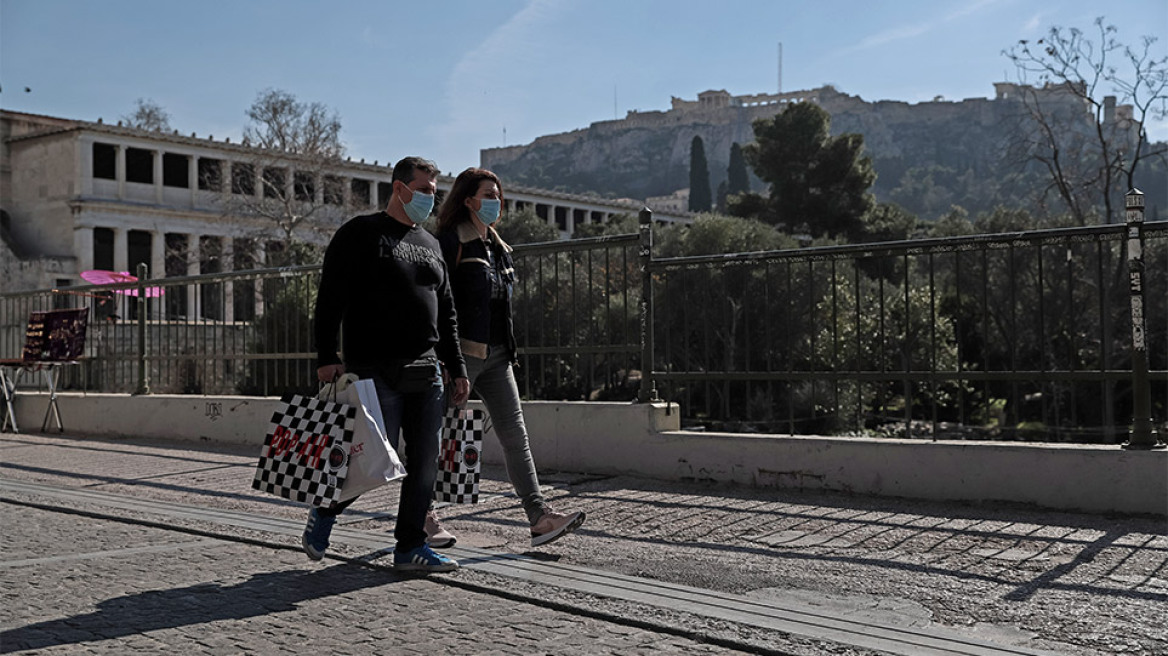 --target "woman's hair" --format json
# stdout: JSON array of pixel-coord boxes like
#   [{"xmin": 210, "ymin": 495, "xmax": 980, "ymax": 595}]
[{"xmin": 435, "ymin": 167, "xmax": 504, "ymax": 232}]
